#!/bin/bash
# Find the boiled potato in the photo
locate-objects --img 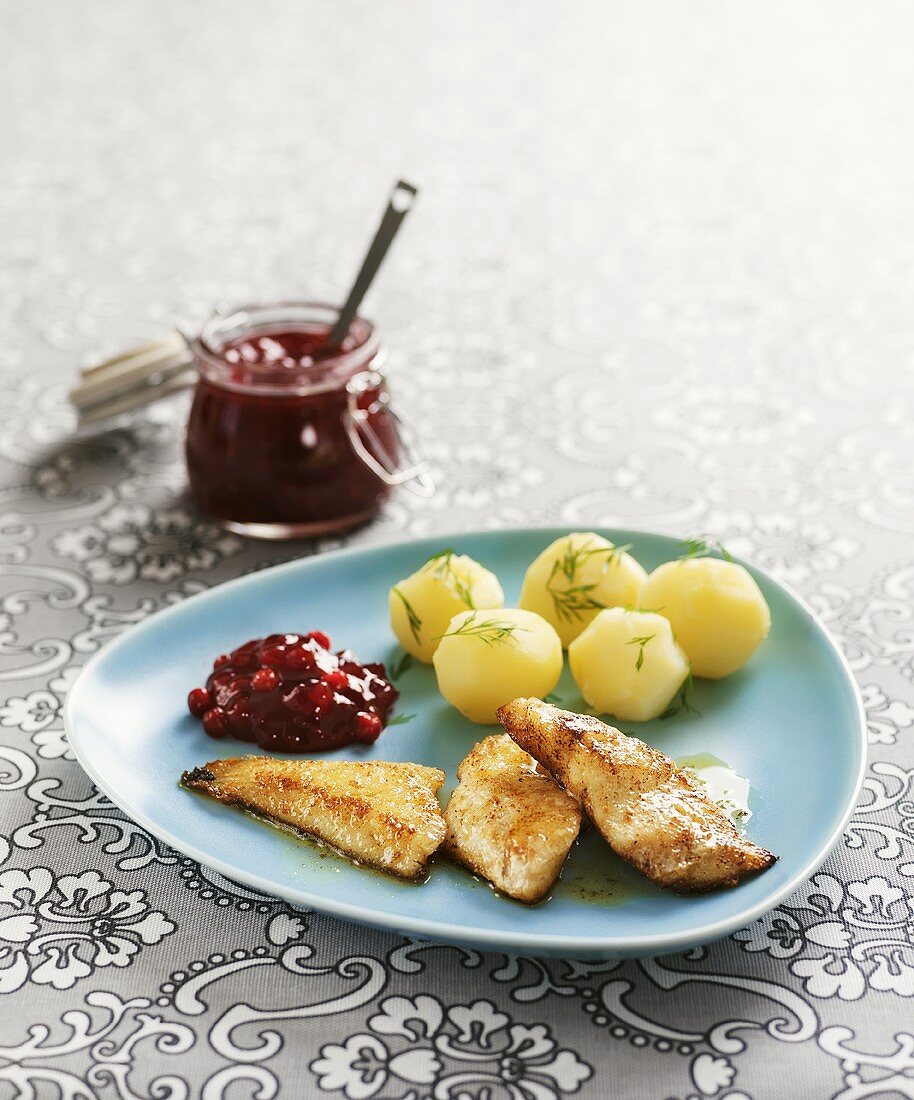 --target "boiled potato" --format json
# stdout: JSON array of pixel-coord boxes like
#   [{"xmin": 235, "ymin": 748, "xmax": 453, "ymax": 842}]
[
  {"xmin": 520, "ymin": 532, "xmax": 647, "ymax": 647},
  {"xmin": 433, "ymin": 608, "xmax": 562, "ymax": 724},
  {"xmin": 569, "ymin": 608, "xmax": 690, "ymax": 722},
  {"xmin": 640, "ymin": 557, "xmax": 770, "ymax": 679},
  {"xmin": 390, "ymin": 551, "xmax": 504, "ymax": 663}
]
